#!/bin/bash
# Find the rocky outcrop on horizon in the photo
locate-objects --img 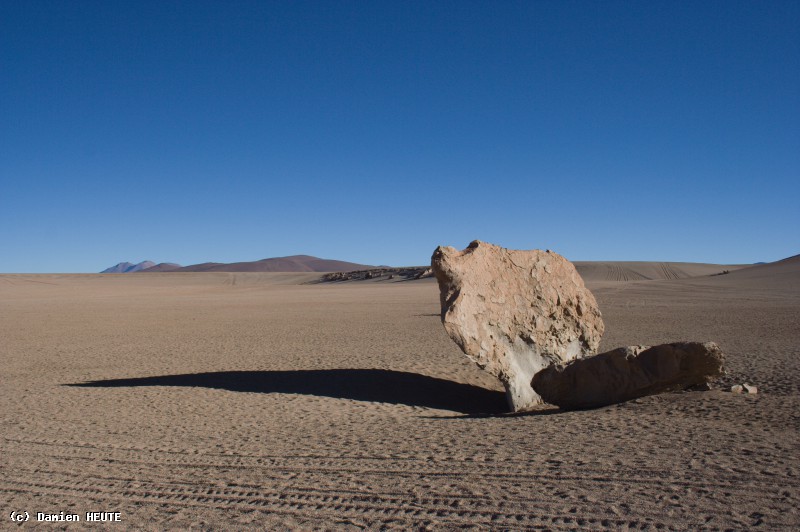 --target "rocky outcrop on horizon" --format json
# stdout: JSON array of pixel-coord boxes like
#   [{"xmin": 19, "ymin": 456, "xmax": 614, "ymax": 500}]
[
  {"xmin": 431, "ymin": 241, "xmax": 605, "ymax": 411},
  {"xmin": 318, "ymin": 266, "xmax": 433, "ymax": 282}
]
